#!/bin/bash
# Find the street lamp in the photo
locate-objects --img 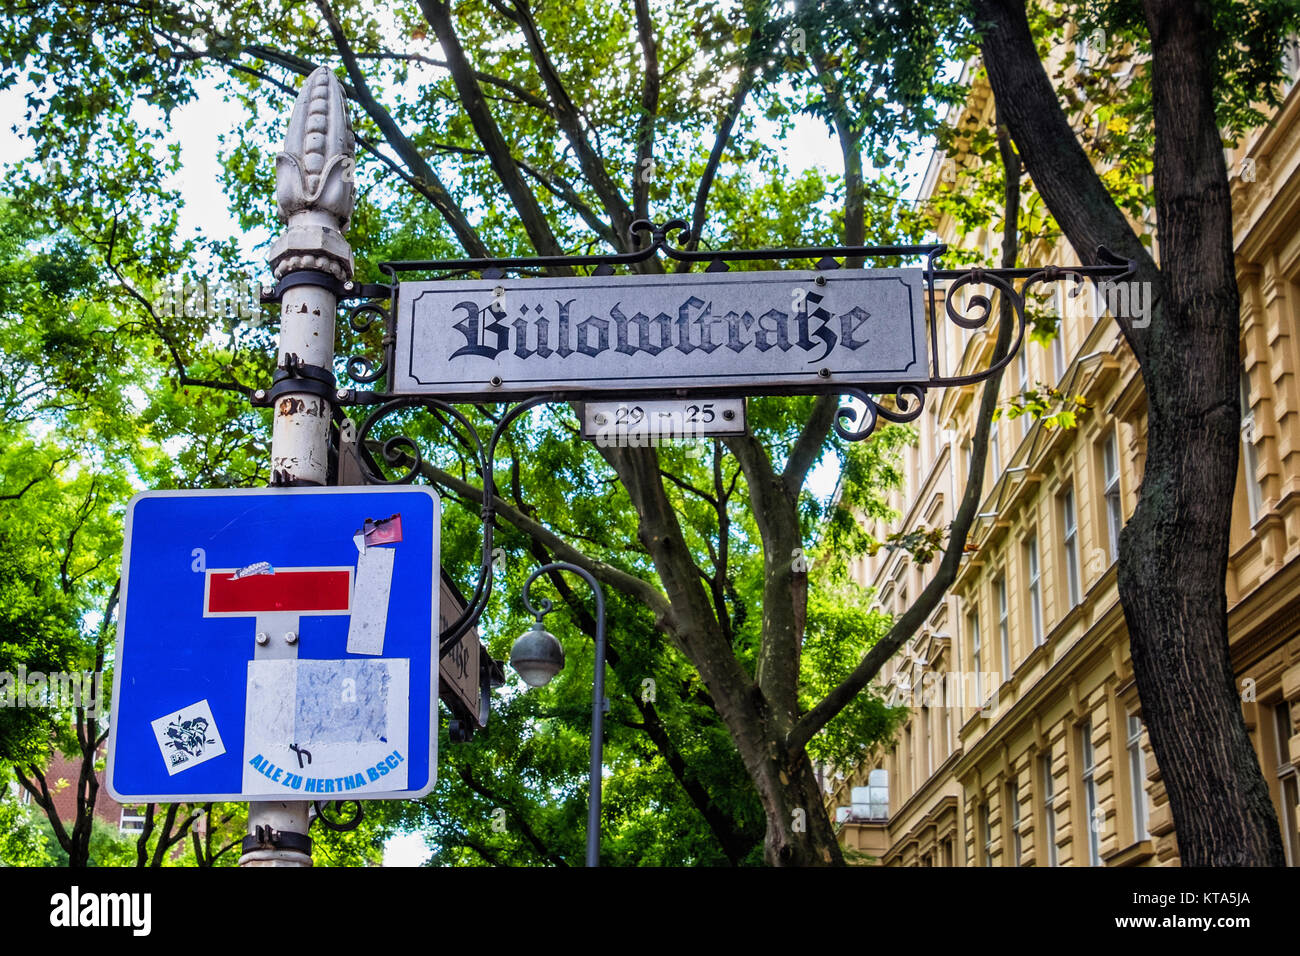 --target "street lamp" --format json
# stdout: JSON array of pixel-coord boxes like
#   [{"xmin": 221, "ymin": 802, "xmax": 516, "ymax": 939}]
[
  {"xmin": 509, "ymin": 562, "xmax": 606, "ymax": 867},
  {"xmin": 509, "ymin": 619, "xmax": 565, "ymax": 688}
]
